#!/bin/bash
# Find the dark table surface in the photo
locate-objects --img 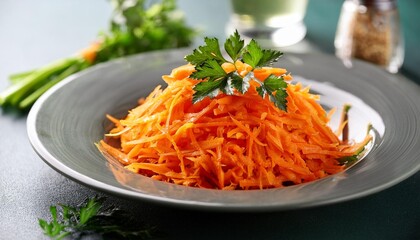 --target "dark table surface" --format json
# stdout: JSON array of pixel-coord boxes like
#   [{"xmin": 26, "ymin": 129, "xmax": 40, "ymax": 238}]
[{"xmin": 1, "ymin": 0, "xmax": 419, "ymax": 239}]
